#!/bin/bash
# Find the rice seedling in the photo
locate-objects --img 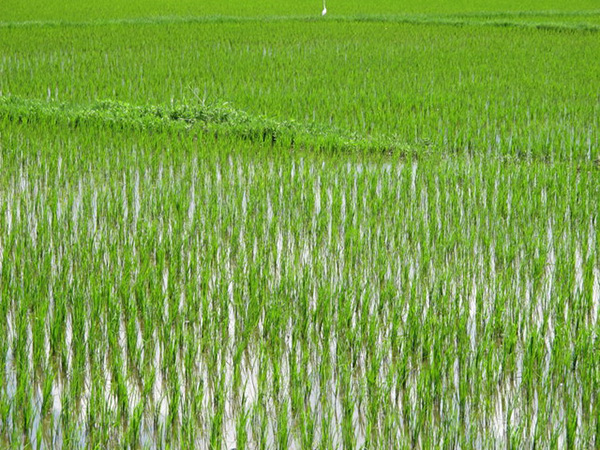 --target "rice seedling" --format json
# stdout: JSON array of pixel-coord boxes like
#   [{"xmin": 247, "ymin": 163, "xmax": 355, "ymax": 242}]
[
  {"xmin": 0, "ymin": 0, "xmax": 598, "ymax": 447},
  {"xmin": 0, "ymin": 118, "xmax": 598, "ymax": 447}
]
